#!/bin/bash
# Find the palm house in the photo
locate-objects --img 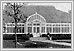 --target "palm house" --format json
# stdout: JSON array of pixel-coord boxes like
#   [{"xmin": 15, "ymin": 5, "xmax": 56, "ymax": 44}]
[{"xmin": 3, "ymin": 12, "xmax": 71, "ymax": 37}]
